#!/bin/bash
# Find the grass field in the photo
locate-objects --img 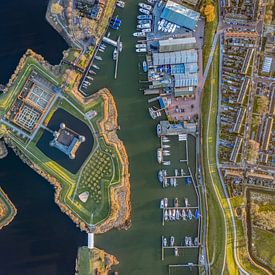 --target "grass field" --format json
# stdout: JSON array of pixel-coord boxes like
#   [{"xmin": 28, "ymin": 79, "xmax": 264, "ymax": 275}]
[
  {"xmin": 0, "ymin": 57, "xmax": 124, "ymax": 226},
  {"xmin": 77, "ymin": 247, "xmax": 91, "ymax": 275}
]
